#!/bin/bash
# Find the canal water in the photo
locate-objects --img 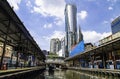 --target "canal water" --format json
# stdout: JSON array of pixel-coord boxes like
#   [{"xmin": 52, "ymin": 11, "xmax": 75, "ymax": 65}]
[{"xmin": 28, "ymin": 69, "xmax": 119, "ymax": 79}]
